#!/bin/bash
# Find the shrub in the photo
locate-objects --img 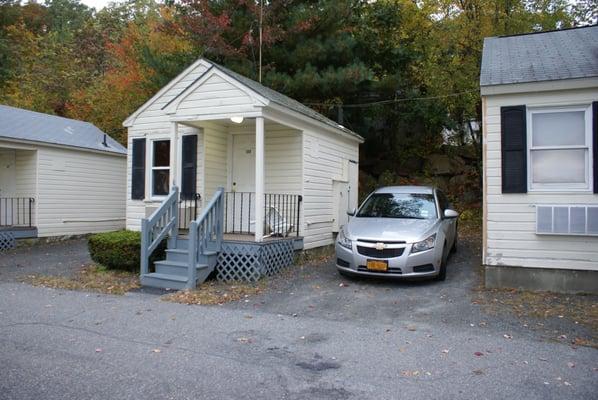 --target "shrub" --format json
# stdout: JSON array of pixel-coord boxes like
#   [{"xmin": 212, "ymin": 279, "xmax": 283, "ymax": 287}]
[{"xmin": 88, "ymin": 230, "xmax": 166, "ymax": 272}]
